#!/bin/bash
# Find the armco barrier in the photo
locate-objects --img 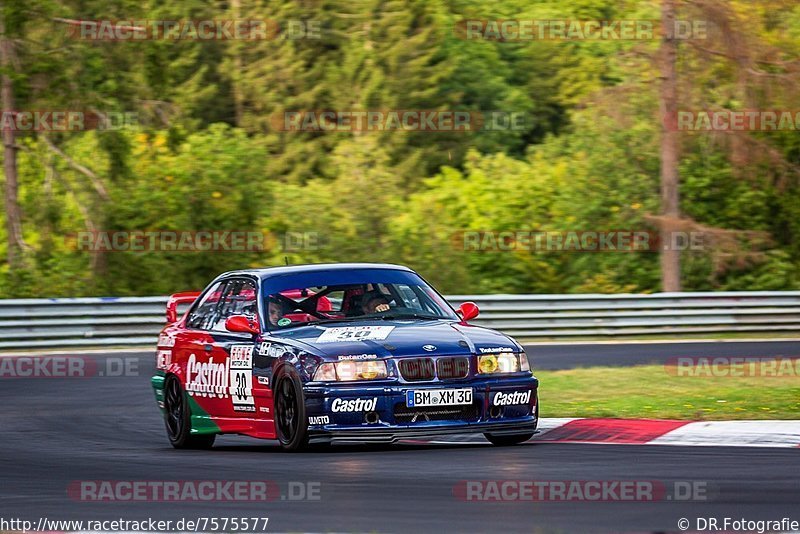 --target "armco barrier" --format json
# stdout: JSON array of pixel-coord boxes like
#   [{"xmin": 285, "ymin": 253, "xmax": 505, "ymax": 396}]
[{"xmin": 0, "ymin": 292, "xmax": 798, "ymax": 349}]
